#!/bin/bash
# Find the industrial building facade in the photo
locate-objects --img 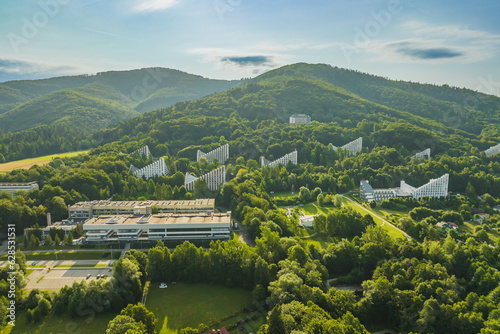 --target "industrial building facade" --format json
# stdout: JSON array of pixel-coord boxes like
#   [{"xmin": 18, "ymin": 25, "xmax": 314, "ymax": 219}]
[
  {"xmin": 83, "ymin": 211, "xmax": 231, "ymax": 242},
  {"xmin": 197, "ymin": 144, "xmax": 229, "ymax": 164},
  {"xmin": 0, "ymin": 182, "xmax": 39, "ymax": 195},
  {"xmin": 360, "ymin": 174, "xmax": 449, "ymax": 202},
  {"xmin": 412, "ymin": 148, "xmax": 431, "ymax": 160}
]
